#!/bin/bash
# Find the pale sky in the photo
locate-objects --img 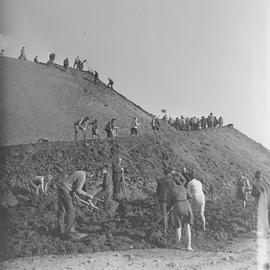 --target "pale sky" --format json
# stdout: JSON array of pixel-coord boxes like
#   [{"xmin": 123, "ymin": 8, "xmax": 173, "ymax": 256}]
[{"xmin": 1, "ymin": 0, "xmax": 270, "ymax": 149}]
